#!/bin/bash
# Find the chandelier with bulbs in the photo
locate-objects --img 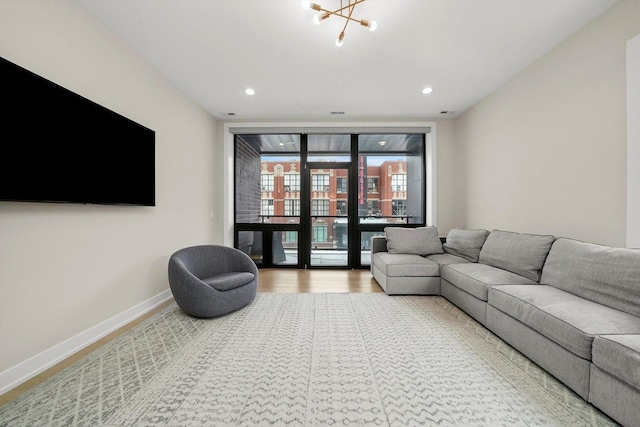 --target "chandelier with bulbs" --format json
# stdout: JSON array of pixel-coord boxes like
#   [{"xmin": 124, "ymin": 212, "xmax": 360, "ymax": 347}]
[{"xmin": 303, "ymin": 0, "xmax": 377, "ymax": 46}]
